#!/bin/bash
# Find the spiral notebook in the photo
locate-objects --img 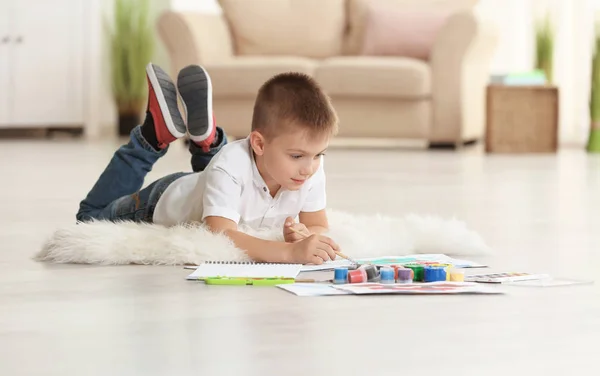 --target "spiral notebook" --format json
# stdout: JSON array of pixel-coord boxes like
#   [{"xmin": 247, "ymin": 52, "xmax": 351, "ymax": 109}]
[{"xmin": 186, "ymin": 261, "xmax": 303, "ymax": 280}]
